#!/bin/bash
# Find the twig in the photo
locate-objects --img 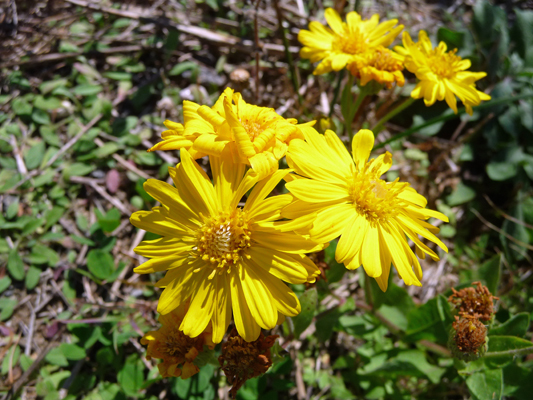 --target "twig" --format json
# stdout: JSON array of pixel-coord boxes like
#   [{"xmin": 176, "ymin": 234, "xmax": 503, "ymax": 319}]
[
  {"xmin": 253, "ymin": 0, "xmax": 262, "ymax": 102},
  {"xmin": 9, "ymin": 135, "xmax": 27, "ymax": 175},
  {"xmin": 483, "ymin": 194, "xmax": 533, "ymax": 230},
  {"xmin": 471, "ymin": 208, "xmax": 533, "ymax": 251},
  {"xmin": 70, "ymin": 176, "xmax": 130, "ymax": 215},
  {"xmin": 94, "ymin": 137, "xmax": 152, "ymax": 180}
]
